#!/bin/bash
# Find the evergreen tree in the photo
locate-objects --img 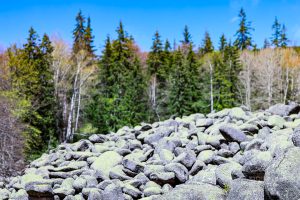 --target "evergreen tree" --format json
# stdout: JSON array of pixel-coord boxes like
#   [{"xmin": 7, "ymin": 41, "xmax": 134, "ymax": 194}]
[
  {"xmin": 37, "ymin": 34, "xmax": 56, "ymax": 146},
  {"xmin": 146, "ymin": 31, "xmax": 168, "ymax": 121},
  {"xmin": 86, "ymin": 22, "xmax": 147, "ymax": 133},
  {"xmin": 9, "ymin": 28, "xmax": 56, "ymax": 159},
  {"xmin": 72, "ymin": 10, "xmax": 86, "ymax": 54},
  {"xmin": 271, "ymin": 17, "xmax": 281, "ymax": 47},
  {"xmin": 208, "ymin": 41, "xmax": 242, "ymax": 111},
  {"xmin": 201, "ymin": 31, "xmax": 214, "ymax": 55},
  {"xmin": 234, "ymin": 8, "xmax": 253, "ymax": 50},
  {"xmin": 219, "ymin": 34, "xmax": 227, "ymax": 51},
  {"xmin": 168, "ymin": 44, "xmax": 200, "ymax": 117},
  {"xmin": 181, "ymin": 25, "xmax": 192, "ymax": 45},
  {"xmin": 280, "ymin": 24, "xmax": 288, "ymax": 48},
  {"xmin": 84, "ymin": 17, "xmax": 95, "ymax": 56}
]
